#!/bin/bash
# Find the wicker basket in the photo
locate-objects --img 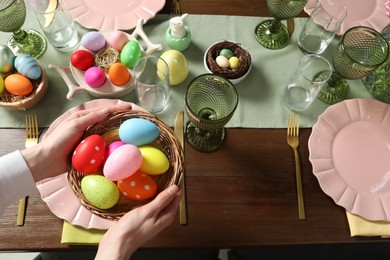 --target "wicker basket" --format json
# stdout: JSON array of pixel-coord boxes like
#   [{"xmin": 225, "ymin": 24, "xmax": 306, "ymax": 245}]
[
  {"xmin": 68, "ymin": 110, "xmax": 184, "ymax": 220},
  {"xmin": 0, "ymin": 64, "xmax": 48, "ymax": 110}
]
